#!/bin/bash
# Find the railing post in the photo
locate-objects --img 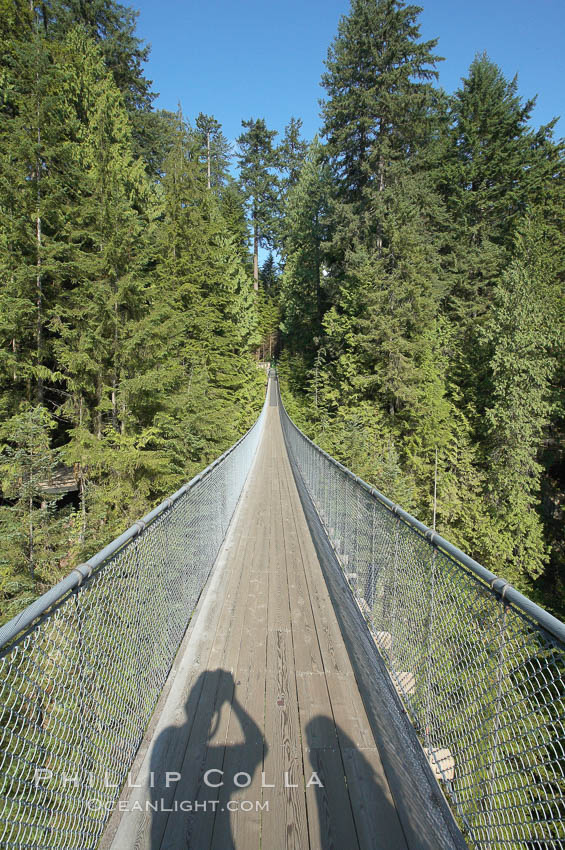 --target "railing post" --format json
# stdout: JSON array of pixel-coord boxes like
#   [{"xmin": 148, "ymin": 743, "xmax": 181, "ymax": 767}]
[
  {"xmin": 370, "ymin": 502, "xmax": 376, "ymax": 612},
  {"xmin": 134, "ymin": 540, "xmax": 145, "ymax": 738},
  {"xmin": 333, "ymin": 466, "xmax": 339, "ymax": 547},
  {"xmin": 423, "ymin": 547, "xmax": 437, "ymax": 751},
  {"xmin": 355, "ymin": 485, "xmax": 360, "ymax": 577},
  {"xmin": 342, "ymin": 471, "xmax": 348, "ymax": 560},
  {"xmin": 390, "ymin": 519, "xmax": 401, "ymax": 658},
  {"xmin": 485, "ymin": 600, "xmax": 507, "ymax": 849}
]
